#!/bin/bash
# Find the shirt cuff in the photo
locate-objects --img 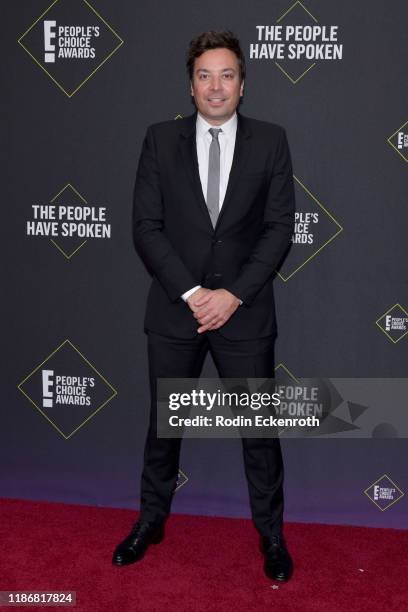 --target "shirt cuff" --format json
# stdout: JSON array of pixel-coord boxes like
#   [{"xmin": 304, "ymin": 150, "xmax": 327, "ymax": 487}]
[{"xmin": 181, "ymin": 285, "xmax": 202, "ymax": 302}]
